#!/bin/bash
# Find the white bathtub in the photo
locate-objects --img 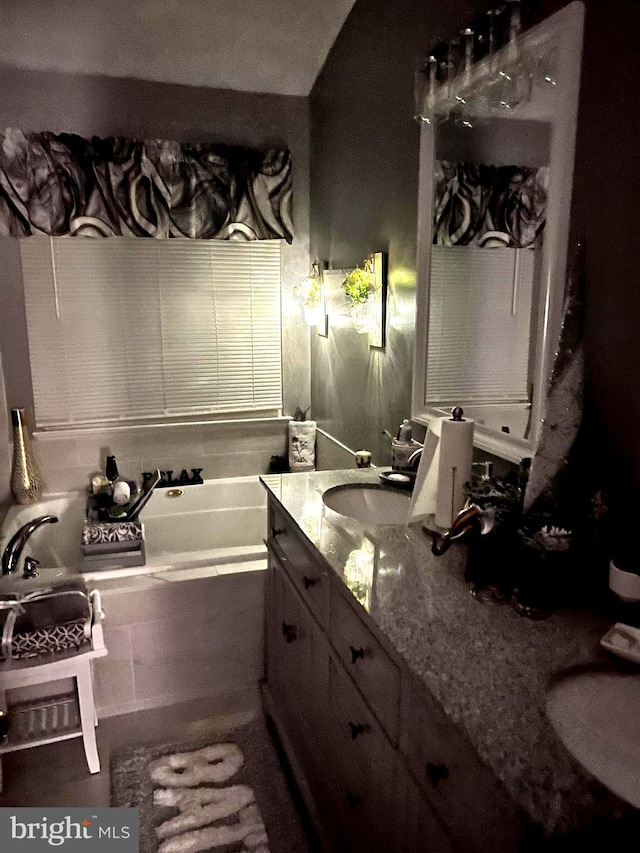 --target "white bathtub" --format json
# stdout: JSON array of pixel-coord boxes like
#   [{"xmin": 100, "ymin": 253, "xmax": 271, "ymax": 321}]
[
  {"xmin": 0, "ymin": 477, "xmax": 268, "ymax": 718},
  {"xmin": 0, "ymin": 476, "xmax": 267, "ymax": 582}
]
